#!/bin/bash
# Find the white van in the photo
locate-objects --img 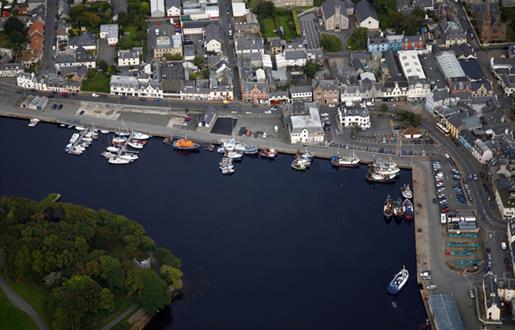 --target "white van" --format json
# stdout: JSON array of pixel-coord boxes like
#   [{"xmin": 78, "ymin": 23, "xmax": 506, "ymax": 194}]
[
  {"xmin": 501, "ymin": 242, "xmax": 507, "ymax": 250},
  {"xmin": 440, "ymin": 213, "xmax": 447, "ymax": 224}
]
